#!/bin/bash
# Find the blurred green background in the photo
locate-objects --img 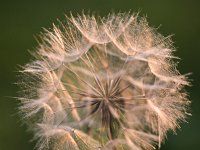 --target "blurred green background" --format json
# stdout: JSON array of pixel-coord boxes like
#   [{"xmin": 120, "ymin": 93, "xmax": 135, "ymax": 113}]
[{"xmin": 0, "ymin": 0, "xmax": 199, "ymax": 149}]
